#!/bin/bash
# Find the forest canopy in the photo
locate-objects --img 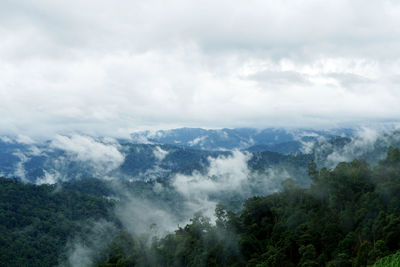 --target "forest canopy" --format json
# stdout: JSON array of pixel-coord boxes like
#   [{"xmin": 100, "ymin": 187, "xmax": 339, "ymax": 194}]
[
  {"xmin": 1, "ymin": 148, "xmax": 400, "ymax": 266},
  {"xmin": 98, "ymin": 147, "xmax": 400, "ymax": 266}
]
